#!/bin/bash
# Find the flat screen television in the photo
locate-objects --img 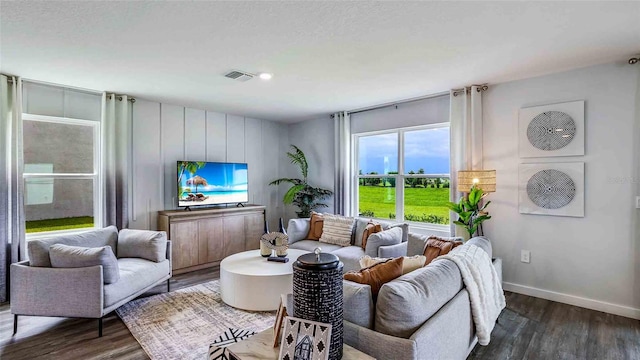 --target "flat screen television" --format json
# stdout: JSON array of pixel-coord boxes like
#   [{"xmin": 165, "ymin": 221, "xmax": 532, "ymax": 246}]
[{"xmin": 177, "ymin": 161, "xmax": 249, "ymax": 207}]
